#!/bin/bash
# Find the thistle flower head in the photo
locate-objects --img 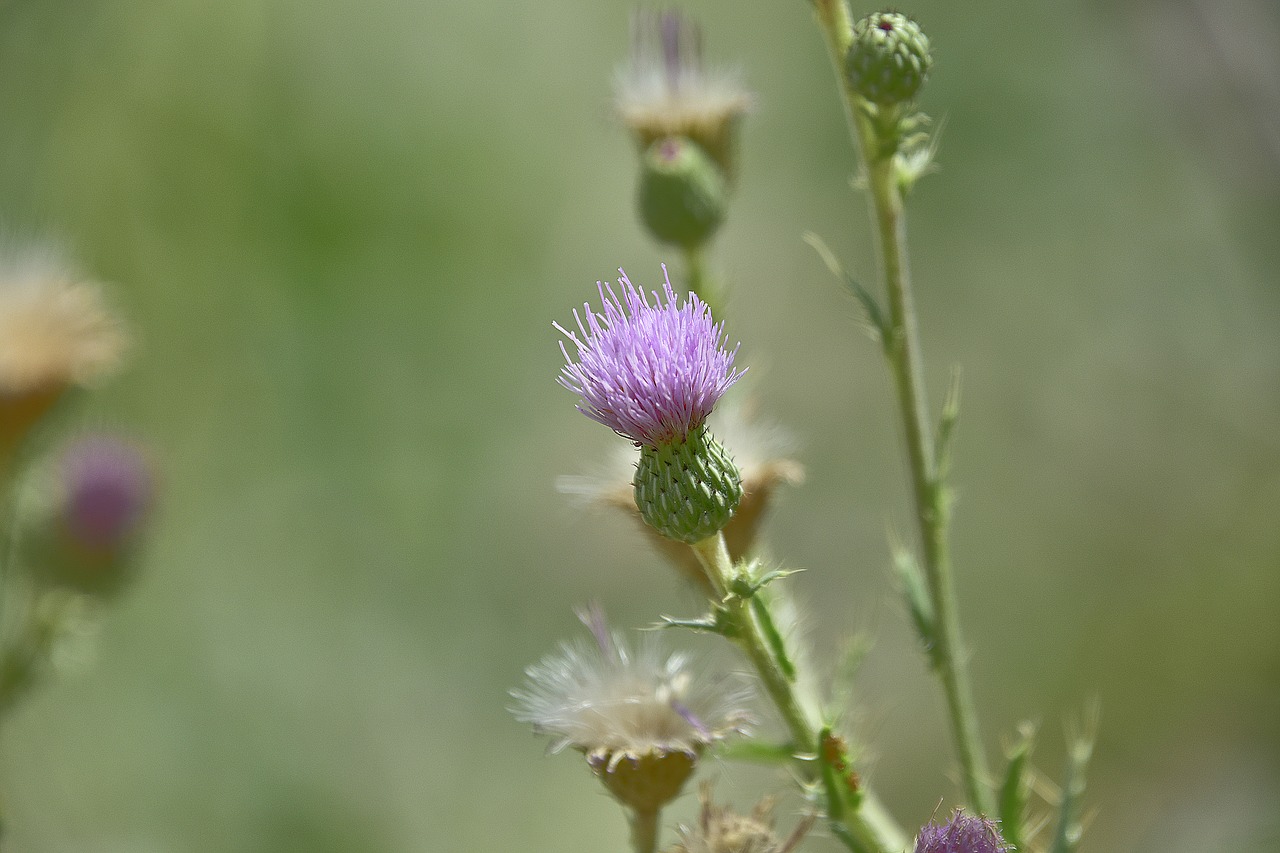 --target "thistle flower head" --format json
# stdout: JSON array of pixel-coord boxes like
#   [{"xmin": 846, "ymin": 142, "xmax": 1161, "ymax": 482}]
[
  {"xmin": 511, "ymin": 605, "xmax": 753, "ymax": 762},
  {"xmin": 914, "ymin": 810, "xmax": 1011, "ymax": 853},
  {"xmin": 615, "ymin": 9, "xmax": 752, "ymax": 179},
  {"xmin": 58, "ymin": 434, "xmax": 152, "ymax": 556},
  {"xmin": 0, "ymin": 248, "xmax": 126, "ymax": 462},
  {"xmin": 556, "ymin": 266, "xmax": 742, "ymax": 448},
  {"xmin": 512, "ymin": 606, "xmax": 752, "ymax": 811},
  {"xmin": 0, "ymin": 249, "xmax": 124, "ymax": 398}
]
